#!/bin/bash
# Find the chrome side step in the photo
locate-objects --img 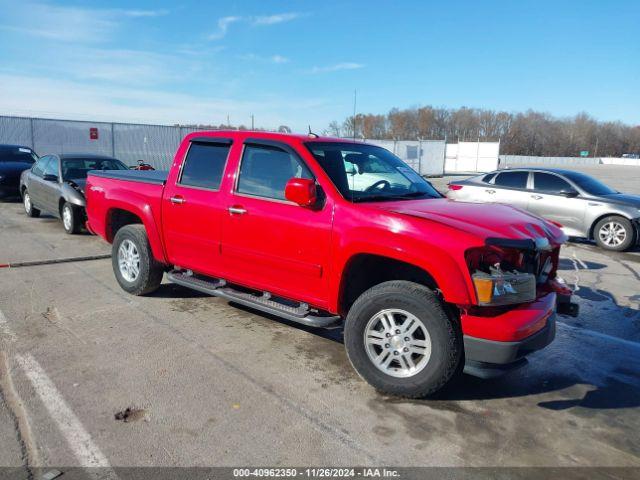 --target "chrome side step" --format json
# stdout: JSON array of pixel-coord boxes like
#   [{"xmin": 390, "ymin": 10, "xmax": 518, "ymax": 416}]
[{"xmin": 167, "ymin": 270, "xmax": 341, "ymax": 328}]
